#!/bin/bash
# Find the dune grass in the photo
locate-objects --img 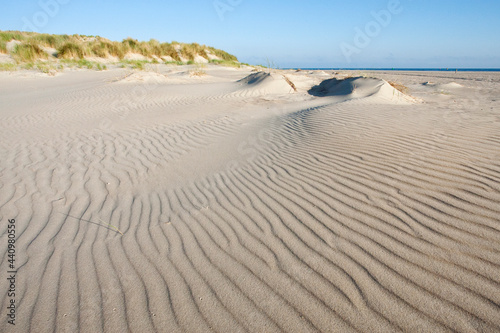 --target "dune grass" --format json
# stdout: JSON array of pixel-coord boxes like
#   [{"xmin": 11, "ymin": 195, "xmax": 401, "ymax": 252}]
[
  {"xmin": 209, "ymin": 59, "xmax": 242, "ymax": 68},
  {"xmin": 120, "ymin": 59, "xmax": 149, "ymax": 70},
  {"xmin": 57, "ymin": 42, "xmax": 89, "ymax": 59},
  {"xmin": 0, "ymin": 30, "xmax": 239, "ymax": 72},
  {"xmin": 207, "ymin": 46, "xmax": 237, "ymax": 61},
  {"xmin": 12, "ymin": 42, "xmax": 47, "ymax": 62},
  {"xmin": 0, "ymin": 63, "xmax": 16, "ymax": 71},
  {"xmin": 189, "ymin": 64, "xmax": 207, "ymax": 76},
  {"xmin": 0, "ymin": 31, "xmax": 26, "ymax": 51},
  {"xmin": 61, "ymin": 59, "xmax": 107, "ymax": 70},
  {"xmin": 0, "ymin": 41, "xmax": 7, "ymax": 53},
  {"xmin": 91, "ymin": 41, "xmax": 124, "ymax": 59}
]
